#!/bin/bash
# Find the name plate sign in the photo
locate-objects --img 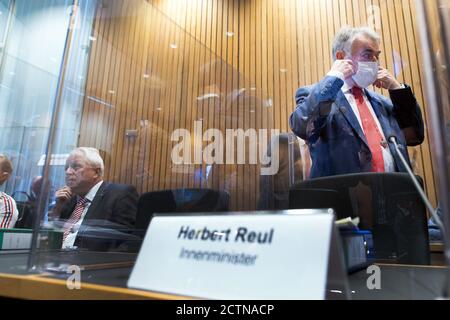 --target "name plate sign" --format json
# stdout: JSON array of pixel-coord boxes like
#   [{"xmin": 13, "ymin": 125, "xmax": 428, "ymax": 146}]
[{"xmin": 128, "ymin": 210, "xmax": 334, "ymax": 299}]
